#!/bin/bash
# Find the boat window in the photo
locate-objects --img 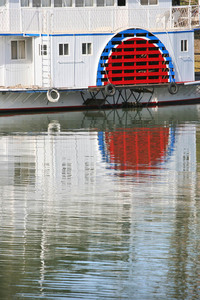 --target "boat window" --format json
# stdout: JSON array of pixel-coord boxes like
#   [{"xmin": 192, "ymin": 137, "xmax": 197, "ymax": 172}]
[
  {"xmin": 118, "ymin": 0, "xmax": 125, "ymax": 6},
  {"xmin": 97, "ymin": 0, "xmax": 104, "ymax": 6},
  {"xmin": 59, "ymin": 44, "xmax": 69, "ymax": 55},
  {"xmin": 54, "ymin": 0, "xmax": 72, "ymax": 6},
  {"xmin": 54, "ymin": 0, "xmax": 62, "ymax": 6},
  {"xmin": 96, "ymin": 0, "xmax": 114, "ymax": 5},
  {"xmin": 82, "ymin": 43, "xmax": 92, "ymax": 55},
  {"xmin": 0, "ymin": 0, "xmax": 6, "ymax": 6},
  {"xmin": 75, "ymin": 0, "xmax": 93, "ymax": 6},
  {"xmin": 33, "ymin": 0, "xmax": 51, "ymax": 6},
  {"xmin": 75, "ymin": 0, "xmax": 83, "ymax": 6},
  {"xmin": 42, "ymin": 0, "xmax": 51, "ymax": 6},
  {"xmin": 106, "ymin": 0, "xmax": 114, "ymax": 5},
  {"xmin": 11, "ymin": 40, "xmax": 26, "ymax": 60},
  {"xmin": 172, "ymin": 0, "xmax": 180, "ymax": 5},
  {"xmin": 33, "ymin": 0, "xmax": 41, "ymax": 6},
  {"xmin": 141, "ymin": 0, "xmax": 158, "ymax": 5},
  {"xmin": 63, "ymin": 0, "xmax": 72, "ymax": 6},
  {"xmin": 21, "ymin": 0, "xmax": 29, "ymax": 7},
  {"xmin": 19, "ymin": 41, "xmax": 26, "ymax": 59},
  {"xmin": 11, "ymin": 41, "xmax": 17, "ymax": 60},
  {"xmin": 181, "ymin": 40, "xmax": 188, "ymax": 52},
  {"xmin": 39, "ymin": 44, "xmax": 47, "ymax": 55},
  {"xmin": 85, "ymin": 0, "xmax": 93, "ymax": 5}
]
